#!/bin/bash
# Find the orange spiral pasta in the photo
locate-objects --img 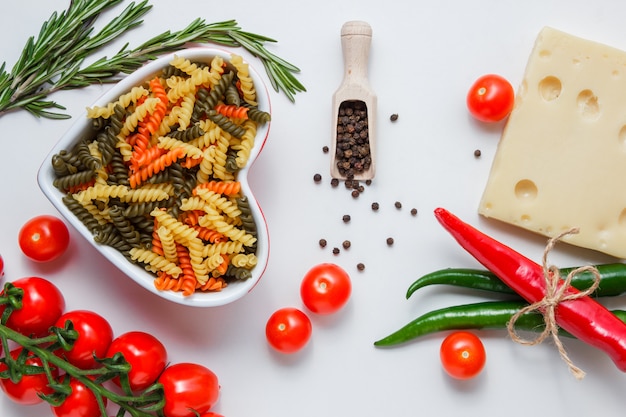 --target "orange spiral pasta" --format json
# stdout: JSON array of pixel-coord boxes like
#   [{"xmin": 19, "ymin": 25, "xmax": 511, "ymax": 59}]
[
  {"xmin": 154, "ymin": 271, "xmax": 183, "ymax": 292},
  {"xmin": 175, "ymin": 243, "xmax": 197, "ymax": 296},
  {"xmin": 196, "ymin": 276, "xmax": 227, "ymax": 292},
  {"xmin": 214, "ymin": 104, "xmax": 249, "ymax": 119},
  {"xmin": 129, "ymin": 147, "xmax": 185, "ymax": 188},
  {"xmin": 192, "ymin": 225, "xmax": 228, "ymax": 243},
  {"xmin": 193, "ymin": 180, "xmax": 241, "ymax": 196}
]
